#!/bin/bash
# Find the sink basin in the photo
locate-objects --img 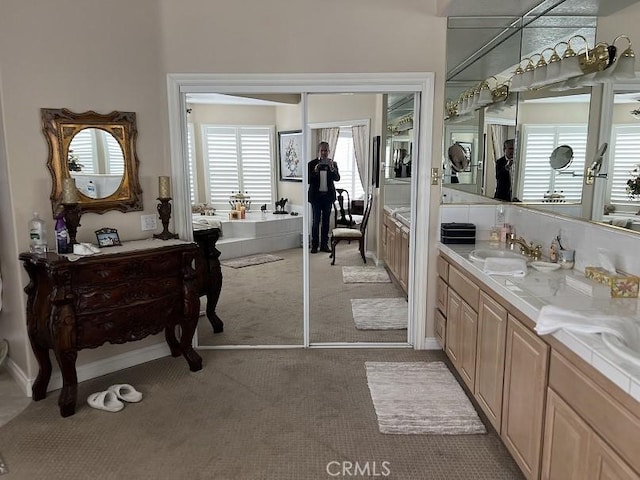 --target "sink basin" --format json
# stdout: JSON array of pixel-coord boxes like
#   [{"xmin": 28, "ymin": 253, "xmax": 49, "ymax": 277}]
[
  {"xmin": 468, "ymin": 248, "xmax": 528, "ymax": 266},
  {"xmin": 601, "ymin": 322, "xmax": 640, "ymax": 367}
]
